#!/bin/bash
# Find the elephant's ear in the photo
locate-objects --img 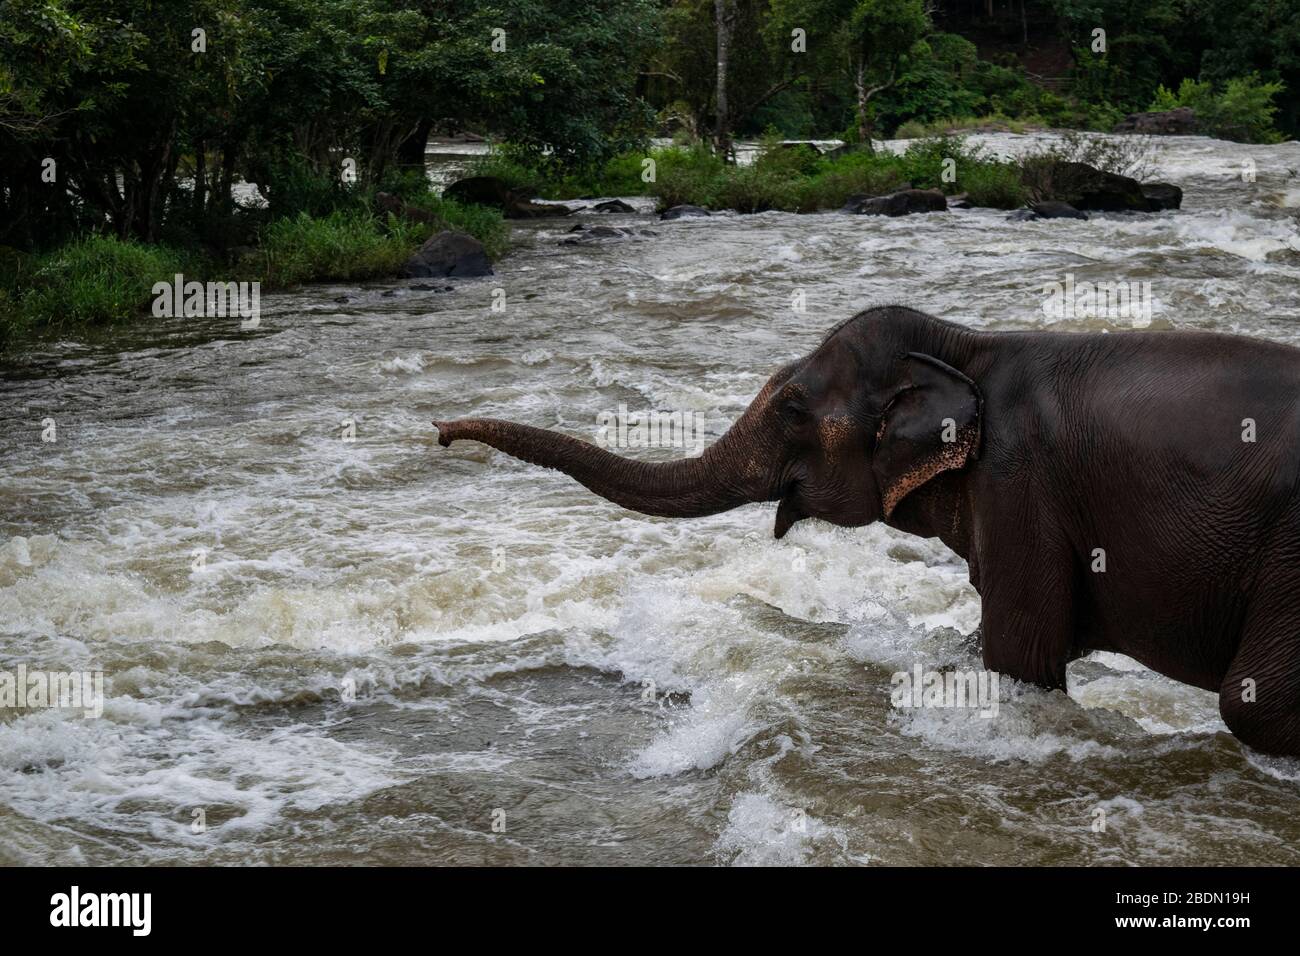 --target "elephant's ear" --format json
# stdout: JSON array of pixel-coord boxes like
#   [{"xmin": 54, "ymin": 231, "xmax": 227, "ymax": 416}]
[{"xmin": 872, "ymin": 352, "xmax": 982, "ymax": 519}]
